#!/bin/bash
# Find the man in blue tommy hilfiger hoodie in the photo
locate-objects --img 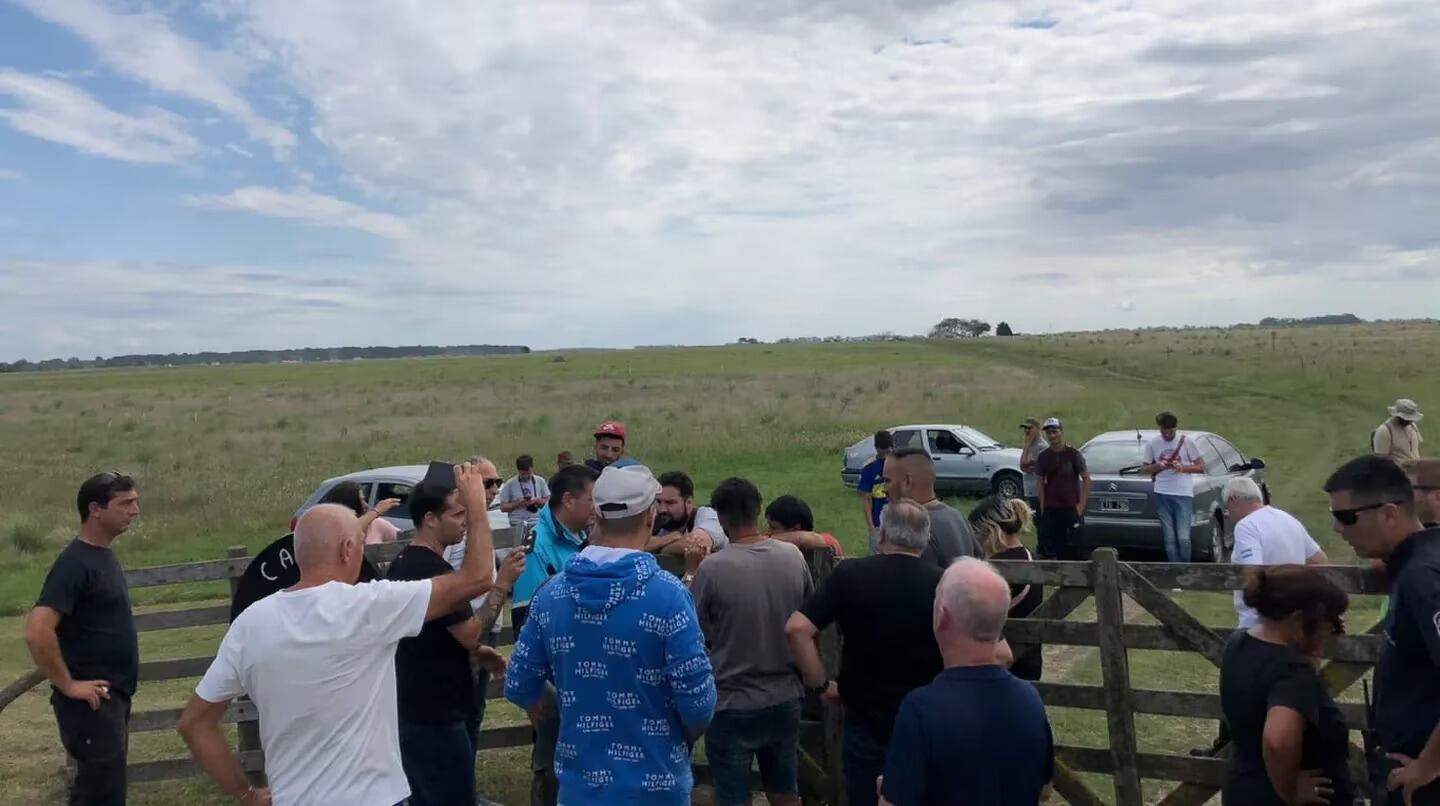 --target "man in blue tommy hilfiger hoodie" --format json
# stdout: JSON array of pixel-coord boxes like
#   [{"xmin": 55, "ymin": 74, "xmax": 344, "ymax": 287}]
[{"xmin": 506, "ymin": 464, "xmax": 716, "ymax": 805}]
